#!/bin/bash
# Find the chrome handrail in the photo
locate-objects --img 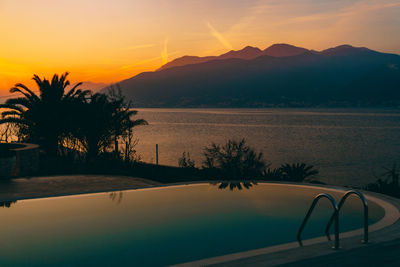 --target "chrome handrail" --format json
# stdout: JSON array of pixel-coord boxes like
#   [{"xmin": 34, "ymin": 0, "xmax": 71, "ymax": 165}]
[
  {"xmin": 297, "ymin": 193, "xmax": 340, "ymax": 249},
  {"xmin": 325, "ymin": 190, "xmax": 368, "ymax": 244}
]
